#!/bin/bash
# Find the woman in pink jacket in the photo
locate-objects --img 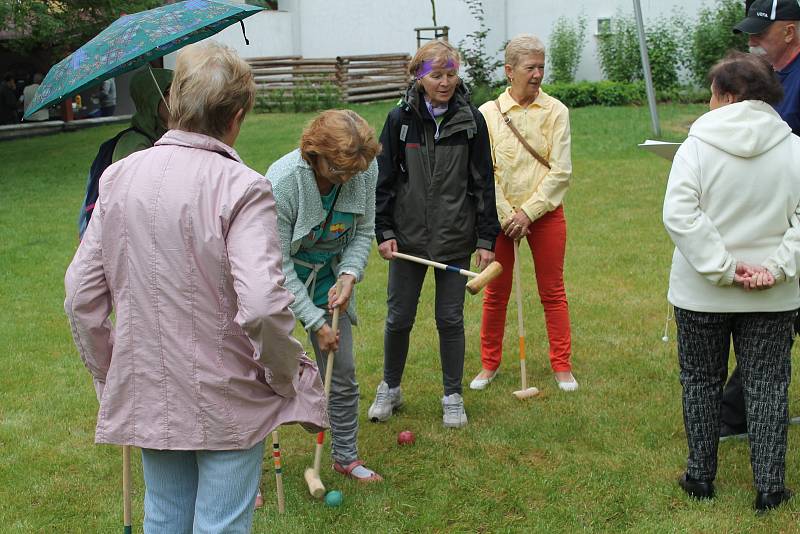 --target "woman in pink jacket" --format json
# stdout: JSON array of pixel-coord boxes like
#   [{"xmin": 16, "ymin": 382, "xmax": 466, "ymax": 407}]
[{"xmin": 64, "ymin": 42, "xmax": 327, "ymax": 532}]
